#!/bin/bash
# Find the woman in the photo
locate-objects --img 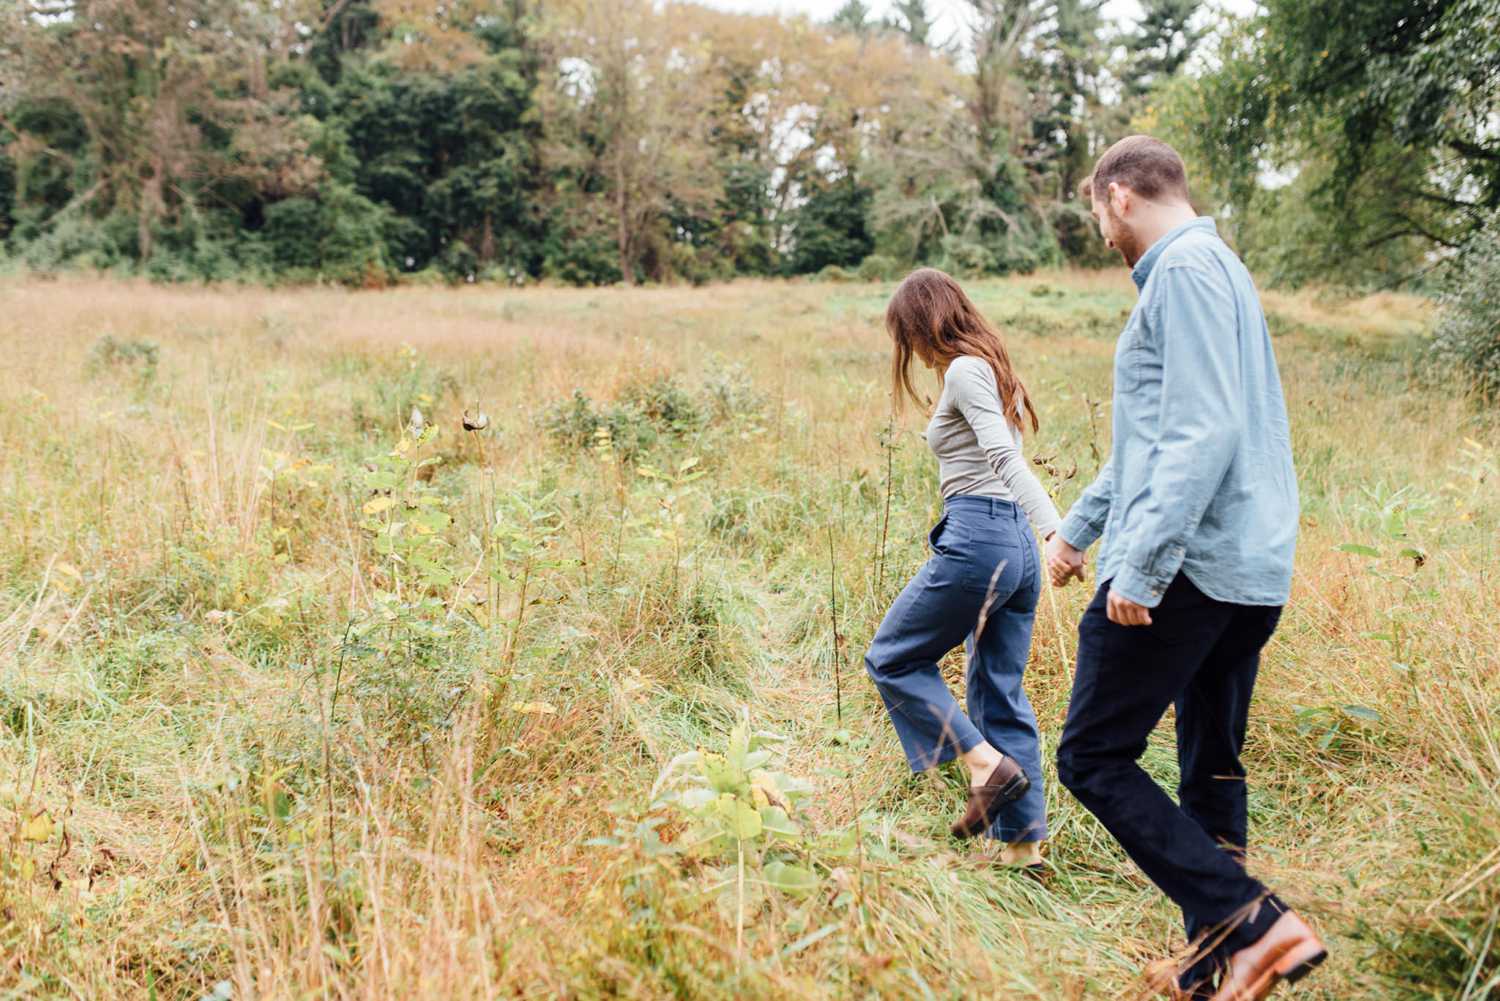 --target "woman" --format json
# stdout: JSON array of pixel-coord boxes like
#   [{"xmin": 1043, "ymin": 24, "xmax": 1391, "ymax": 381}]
[{"xmin": 864, "ymin": 268, "xmax": 1060, "ymax": 865}]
